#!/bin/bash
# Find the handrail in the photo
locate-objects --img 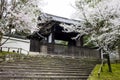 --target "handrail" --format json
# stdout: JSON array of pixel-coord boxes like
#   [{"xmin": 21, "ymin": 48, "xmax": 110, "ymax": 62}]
[{"xmin": 98, "ymin": 59, "xmax": 104, "ymax": 77}]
